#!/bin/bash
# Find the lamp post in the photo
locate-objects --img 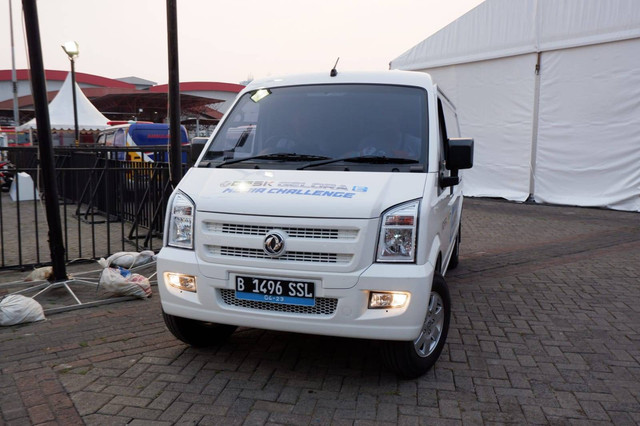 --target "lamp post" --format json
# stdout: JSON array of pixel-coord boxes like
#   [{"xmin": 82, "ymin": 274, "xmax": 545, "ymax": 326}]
[{"xmin": 61, "ymin": 40, "xmax": 79, "ymax": 146}]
